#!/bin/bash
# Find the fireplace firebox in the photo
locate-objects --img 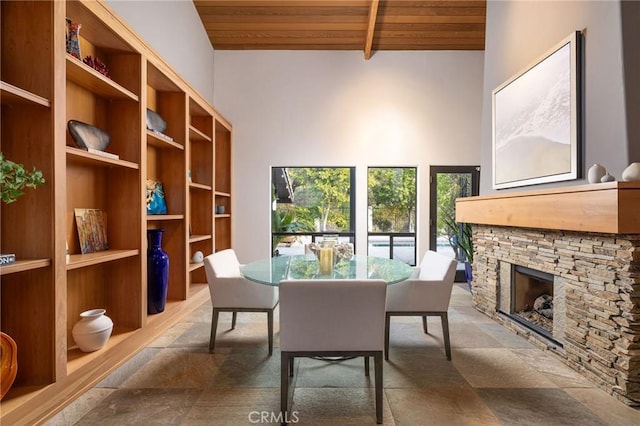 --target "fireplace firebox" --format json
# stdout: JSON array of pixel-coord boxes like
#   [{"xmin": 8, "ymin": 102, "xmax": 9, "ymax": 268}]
[{"xmin": 507, "ymin": 265, "xmax": 559, "ymax": 344}]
